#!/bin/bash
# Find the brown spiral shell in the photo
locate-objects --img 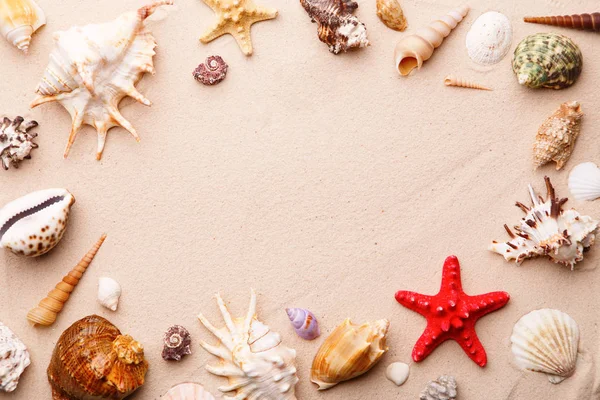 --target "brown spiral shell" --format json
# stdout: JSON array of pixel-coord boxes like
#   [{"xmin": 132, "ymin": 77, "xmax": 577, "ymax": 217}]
[
  {"xmin": 47, "ymin": 315, "xmax": 148, "ymax": 400},
  {"xmin": 524, "ymin": 13, "xmax": 600, "ymax": 32},
  {"xmin": 193, "ymin": 56, "xmax": 228, "ymax": 86},
  {"xmin": 162, "ymin": 325, "xmax": 192, "ymax": 361}
]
